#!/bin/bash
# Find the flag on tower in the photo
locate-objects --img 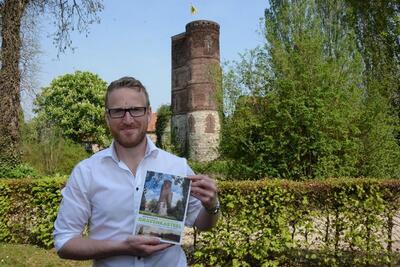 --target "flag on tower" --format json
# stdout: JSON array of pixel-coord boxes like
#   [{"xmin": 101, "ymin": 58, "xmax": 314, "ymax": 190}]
[{"xmin": 190, "ymin": 4, "xmax": 197, "ymax": 15}]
